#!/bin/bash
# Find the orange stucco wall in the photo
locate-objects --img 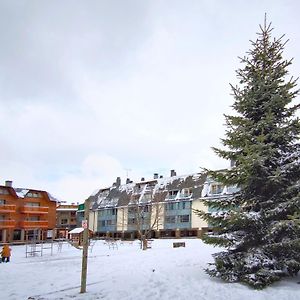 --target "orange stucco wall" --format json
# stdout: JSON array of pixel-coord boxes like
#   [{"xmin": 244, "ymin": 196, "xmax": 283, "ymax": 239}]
[{"xmin": 0, "ymin": 186, "xmax": 56, "ymax": 242}]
